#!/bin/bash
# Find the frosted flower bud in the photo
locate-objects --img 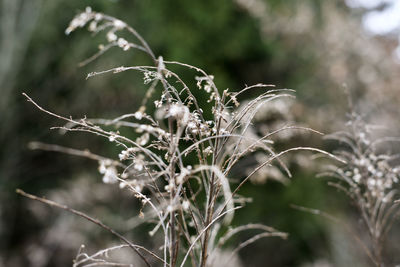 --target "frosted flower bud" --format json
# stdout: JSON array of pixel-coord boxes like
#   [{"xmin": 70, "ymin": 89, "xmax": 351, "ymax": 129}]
[
  {"xmin": 119, "ymin": 181, "xmax": 127, "ymax": 189},
  {"xmin": 166, "ymin": 103, "xmax": 190, "ymax": 126},
  {"xmin": 88, "ymin": 21, "xmax": 97, "ymax": 32},
  {"xmin": 164, "ymin": 180, "xmax": 174, "ymax": 192},
  {"xmin": 367, "ymin": 178, "xmax": 376, "ymax": 187},
  {"xmin": 106, "ymin": 31, "xmax": 117, "ymax": 42},
  {"xmin": 167, "ymin": 104, "xmax": 183, "ymax": 117},
  {"xmin": 164, "ymin": 184, "xmax": 171, "ymax": 192},
  {"xmin": 187, "ymin": 122, "xmax": 196, "ymax": 129},
  {"xmin": 122, "ymin": 44, "xmax": 130, "ymax": 51},
  {"xmin": 182, "ymin": 200, "xmax": 190, "ymax": 210},
  {"xmin": 95, "ymin": 13, "xmax": 103, "ymax": 21},
  {"xmin": 117, "ymin": 38, "xmax": 128, "ymax": 48},
  {"xmin": 136, "ymin": 124, "xmax": 146, "ymax": 133},
  {"xmin": 134, "ymin": 163, "xmax": 143, "ymax": 172},
  {"xmin": 98, "ymin": 161, "xmax": 107, "ymax": 174},
  {"xmin": 166, "ymin": 205, "xmax": 173, "ymax": 212},
  {"xmin": 102, "ymin": 166, "xmax": 118, "ymax": 184},
  {"xmin": 134, "ymin": 111, "xmax": 143, "ymax": 120},
  {"xmin": 154, "ymin": 100, "xmax": 162, "ymax": 108},
  {"xmin": 367, "ymin": 165, "xmax": 375, "ymax": 174},
  {"xmin": 203, "ymin": 146, "xmax": 213, "ymax": 156},
  {"xmin": 137, "ymin": 133, "xmax": 150, "ymax": 146},
  {"xmin": 113, "ymin": 19, "xmax": 126, "ymax": 29},
  {"xmin": 109, "ymin": 134, "xmax": 116, "ymax": 142},
  {"xmin": 134, "ymin": 159, "xmax": 144, "ymax": 171},
  {"xmin": 119, "ymin": 149, "xmax": 131, "ymax": 161},
  {"xmin": 65, "ymin": 10, "xmax": 92, "ymax": 35},
  {"xmin": 353, "ymin": 174, "xmax": 361, "ymax": 183}
]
